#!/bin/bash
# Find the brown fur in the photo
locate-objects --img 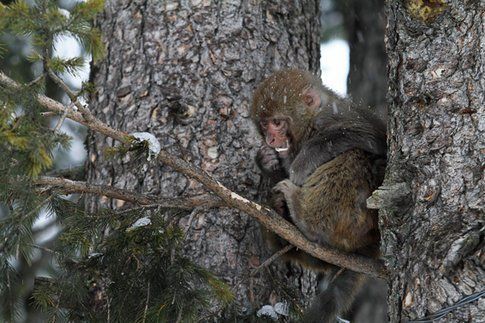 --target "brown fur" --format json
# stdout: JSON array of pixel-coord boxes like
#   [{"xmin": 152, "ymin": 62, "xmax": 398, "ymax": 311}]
[
  {"xmin": 252, "ymin": 69, "xmax": 387, "ymax": 322},
  {"xmin": 300, "ymin": 149, "xmax": 379, "ymax": 252}
]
